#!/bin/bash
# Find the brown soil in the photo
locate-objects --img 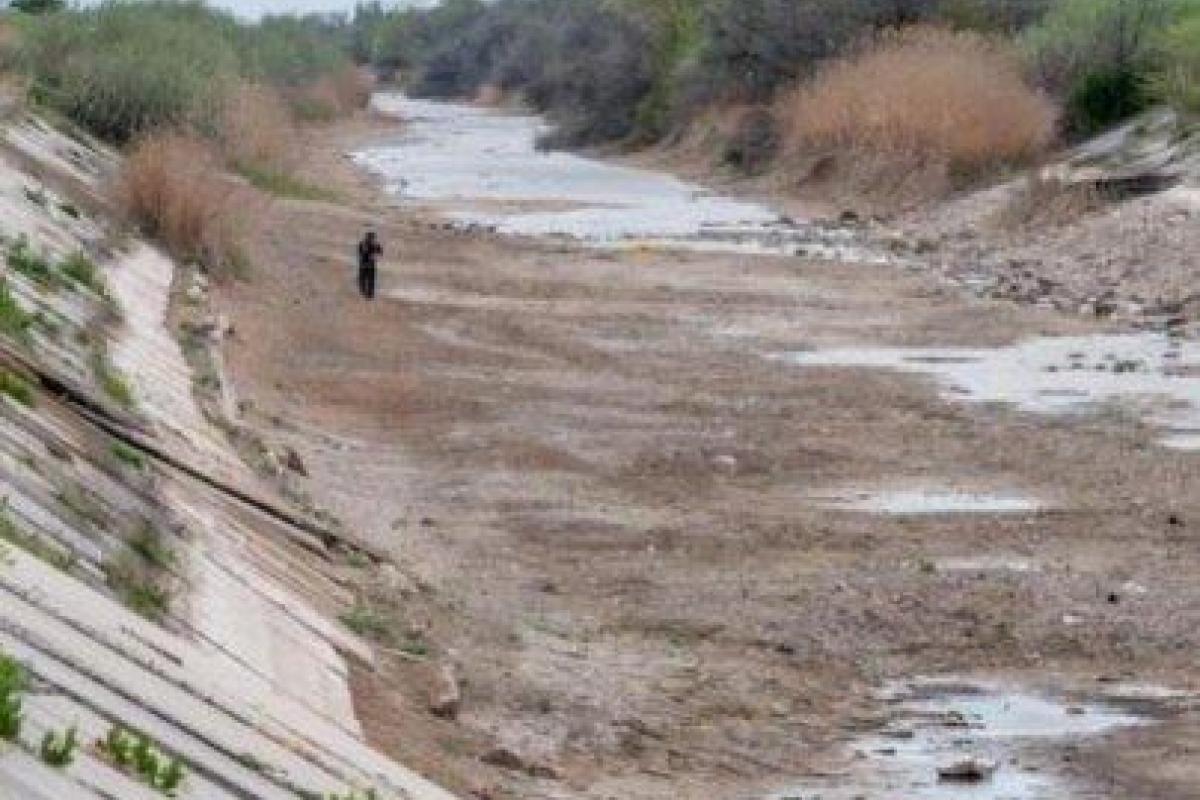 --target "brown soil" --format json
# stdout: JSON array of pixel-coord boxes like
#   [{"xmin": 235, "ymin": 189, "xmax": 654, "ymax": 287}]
[{"xmin": 212, "ymin": 112, "xmax": 1200, "ymax": 799}]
